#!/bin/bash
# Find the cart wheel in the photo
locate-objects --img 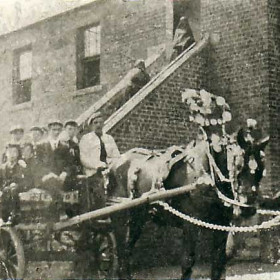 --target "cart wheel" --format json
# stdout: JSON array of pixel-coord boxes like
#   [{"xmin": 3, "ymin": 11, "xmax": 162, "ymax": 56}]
[
  {"xmin": 0, "ymin": 227, "xmax": 25, "ymax": 279},
  {"xmin": 94, "ymin": 231, "xmax": 117, "ymax": 279}
]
